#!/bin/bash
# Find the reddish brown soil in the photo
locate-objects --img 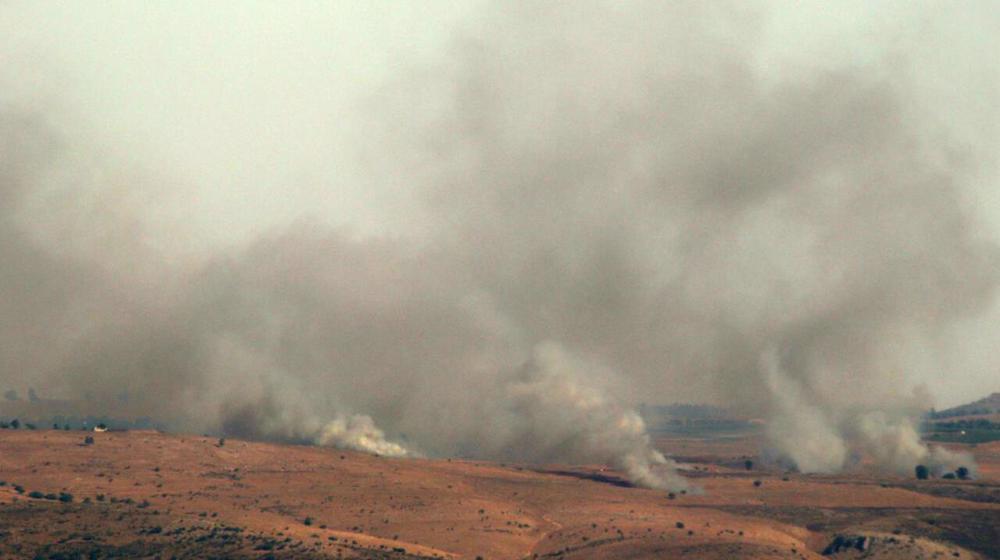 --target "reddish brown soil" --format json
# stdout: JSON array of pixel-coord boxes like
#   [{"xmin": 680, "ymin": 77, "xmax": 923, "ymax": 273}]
[{"xmin": 0, "ymin": 430, "xmax": 996, "ymax": 559}]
